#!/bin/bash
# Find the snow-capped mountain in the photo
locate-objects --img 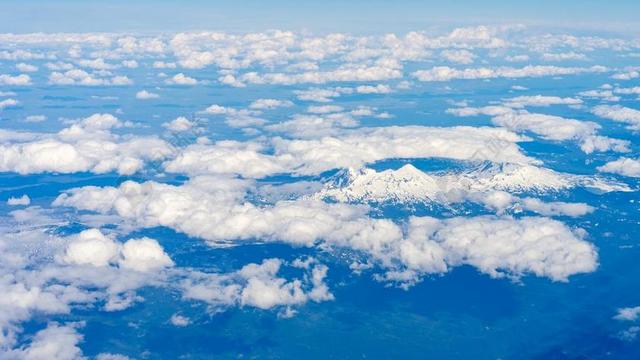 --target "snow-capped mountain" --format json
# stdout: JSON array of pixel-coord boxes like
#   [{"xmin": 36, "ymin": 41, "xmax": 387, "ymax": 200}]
[{"xmin": 314, "ymin": 163, "xmax": 631, "ymax": 204}]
